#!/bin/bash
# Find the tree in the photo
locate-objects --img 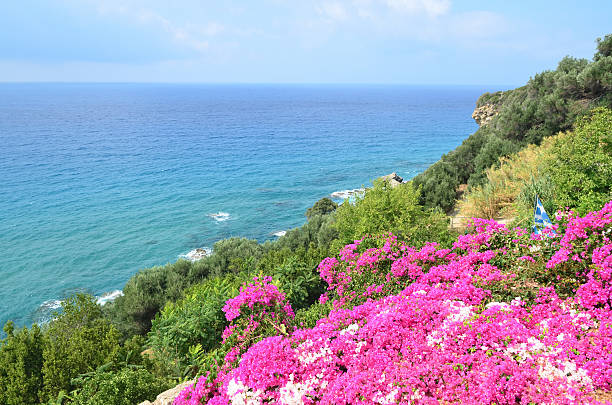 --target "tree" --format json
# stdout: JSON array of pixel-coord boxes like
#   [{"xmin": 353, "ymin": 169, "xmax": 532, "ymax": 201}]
[
  {"xmin": 0, "ymin": 321, "xmax": 44, "ymax": 404},
  {"xmin": 306, "ymin": 197, "xmax": 338, "ymax": 219},
  {"xmin": 595, "ymin": 34, "xmax": 612, "ymax": 61},
  {"xmin": 41, "ymin": 294, "xmax": 120, "ymax": 401},
  {"xmin": 333, "ymin": 179, "xmax": 452, "ymax": 248}
]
